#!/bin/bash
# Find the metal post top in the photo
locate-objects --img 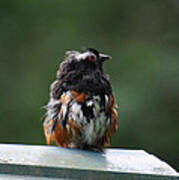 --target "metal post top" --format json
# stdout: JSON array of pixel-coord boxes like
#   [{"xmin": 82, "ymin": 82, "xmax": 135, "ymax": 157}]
[{"xmin": 0, "ymin": 144, "xmax": 178, "ymax": 180}]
